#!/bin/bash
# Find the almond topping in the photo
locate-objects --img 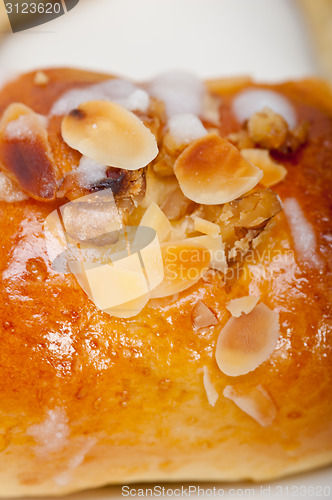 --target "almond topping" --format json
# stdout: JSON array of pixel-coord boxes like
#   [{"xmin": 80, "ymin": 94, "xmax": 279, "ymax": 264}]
[
  {"xmin": 215, "ymin": 303, "xmax": 280, "ymax": 377},
  {"xmin": 241, "ymin": 149, "xmax": 287, "ymax": 187},
  {"xmin": 61, "ymin": 100, "xmax": 158, "ymax": 170},
  {"xmin": 34, "ymin": 71, "xmax": 49, "ymax": 86},
  {"xmin": 139, "ymin": 202, "xmax": 172, "ymax": 243},
  {"xmin": 193, "ymin": 216, "xmax": 220, "ymax": 238},
  {"xmin": 192, "ymin": 300, "xmax": 218, "ymax": 329},
  {"xmin": 190, "ymin": 235, "xmax": 227, "ymax": 272},
  {"xmin": 150, "ymin": 238, "xmax": 211, "ymax": 299},
  {"xmin": 223, "ymin": 385, "xmax": 277, "ymax": 427},
  {"xmin": 0, "ymin": 171, "xmax": 28, "ymax": 202},
  {"xmin": 67, "ymin": 226, "xmax": 164, "ymax": 318},
  {"xmin": 0, "ymin": 103, "xmax": 57, "ymax": 201},
  {"xmin": 203, "ymin": 366, "xmax": 219, "ymax": 407},
  {"xmin": 226, "ymin": 295, "xmax": 260, "ymax": 318},
  {"xmin": 174, "ymin": 134, "xmax": 263, "ymax": 205}
]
